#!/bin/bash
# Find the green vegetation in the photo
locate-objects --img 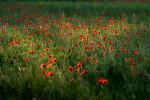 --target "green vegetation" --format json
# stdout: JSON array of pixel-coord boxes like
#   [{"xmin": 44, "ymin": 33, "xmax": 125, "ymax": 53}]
[{"xmin": 0, "ymin": 1, "xmax": 150, "ymax": 100}]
